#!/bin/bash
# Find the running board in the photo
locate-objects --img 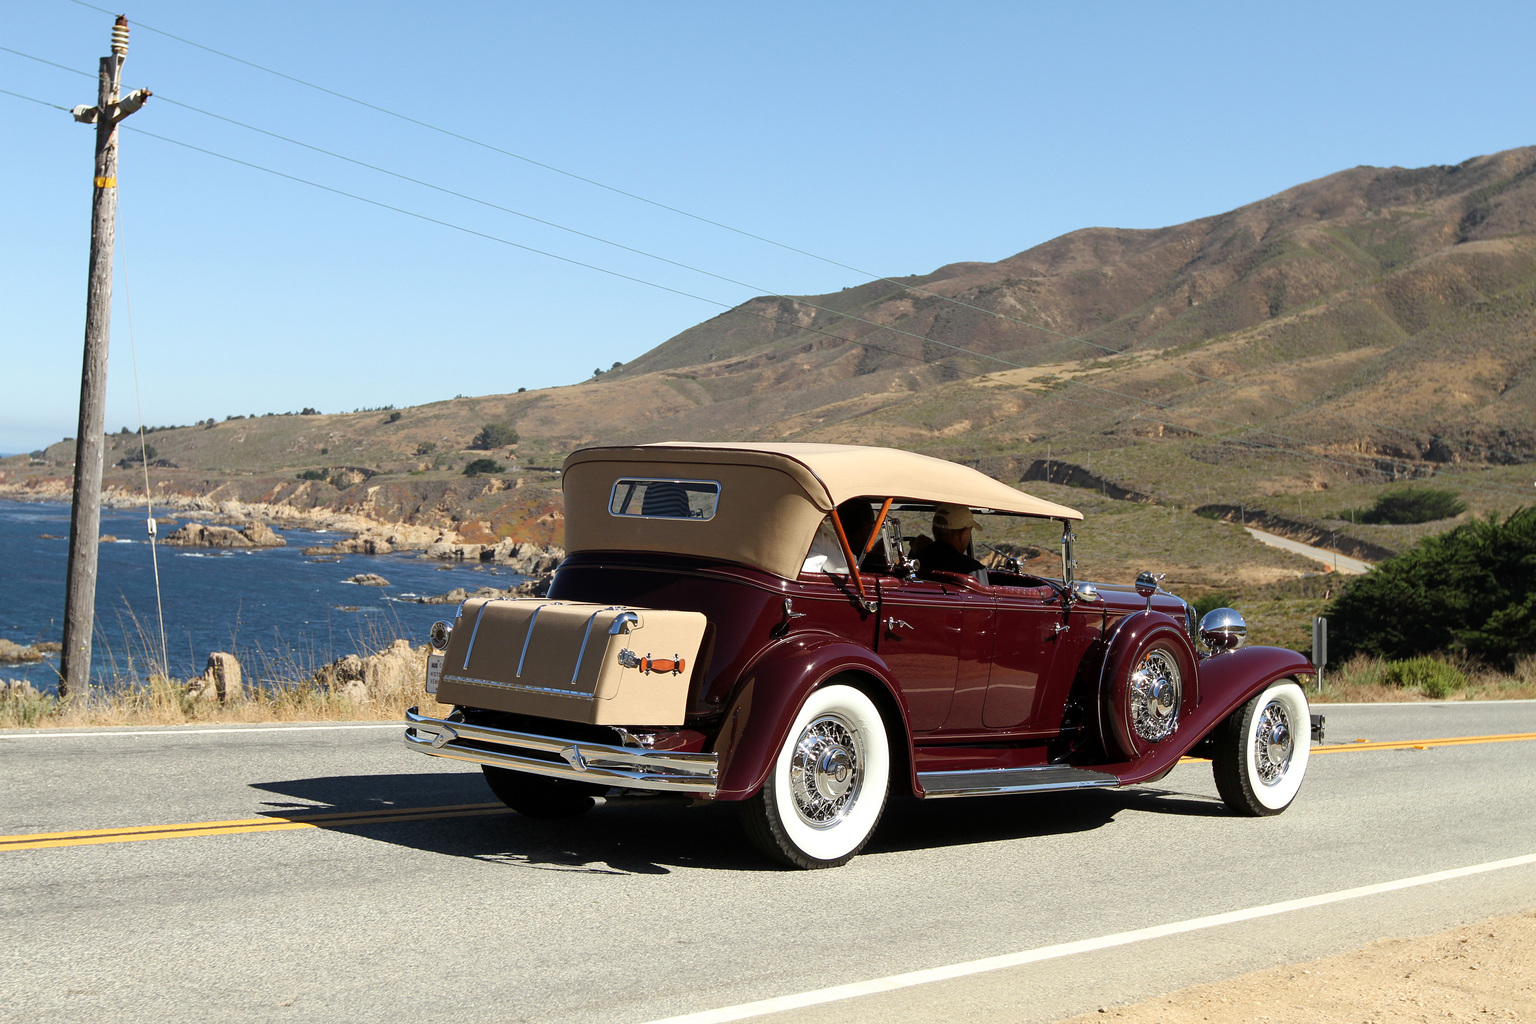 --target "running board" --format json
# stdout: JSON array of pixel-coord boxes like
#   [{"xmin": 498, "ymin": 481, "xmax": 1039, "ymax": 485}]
[{"xmin": 917, "ymin": 765, "xmax": 1120, "ymax": 799}]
